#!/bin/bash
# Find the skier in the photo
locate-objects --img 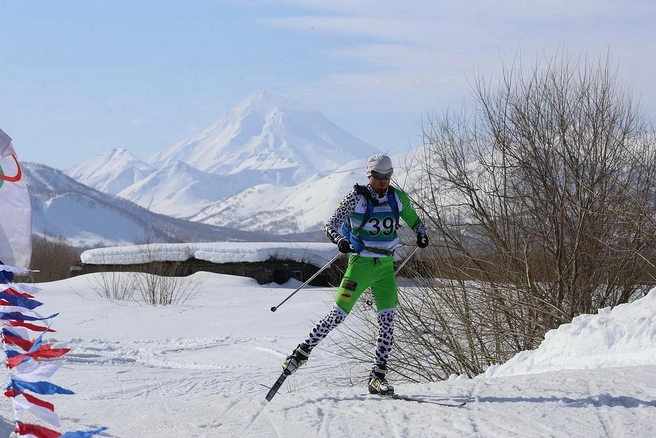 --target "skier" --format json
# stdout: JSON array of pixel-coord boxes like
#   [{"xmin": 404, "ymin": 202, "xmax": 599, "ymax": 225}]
[{"xmin": 281, "ymin": 153, "xmax": 429, "ymax": 395}]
